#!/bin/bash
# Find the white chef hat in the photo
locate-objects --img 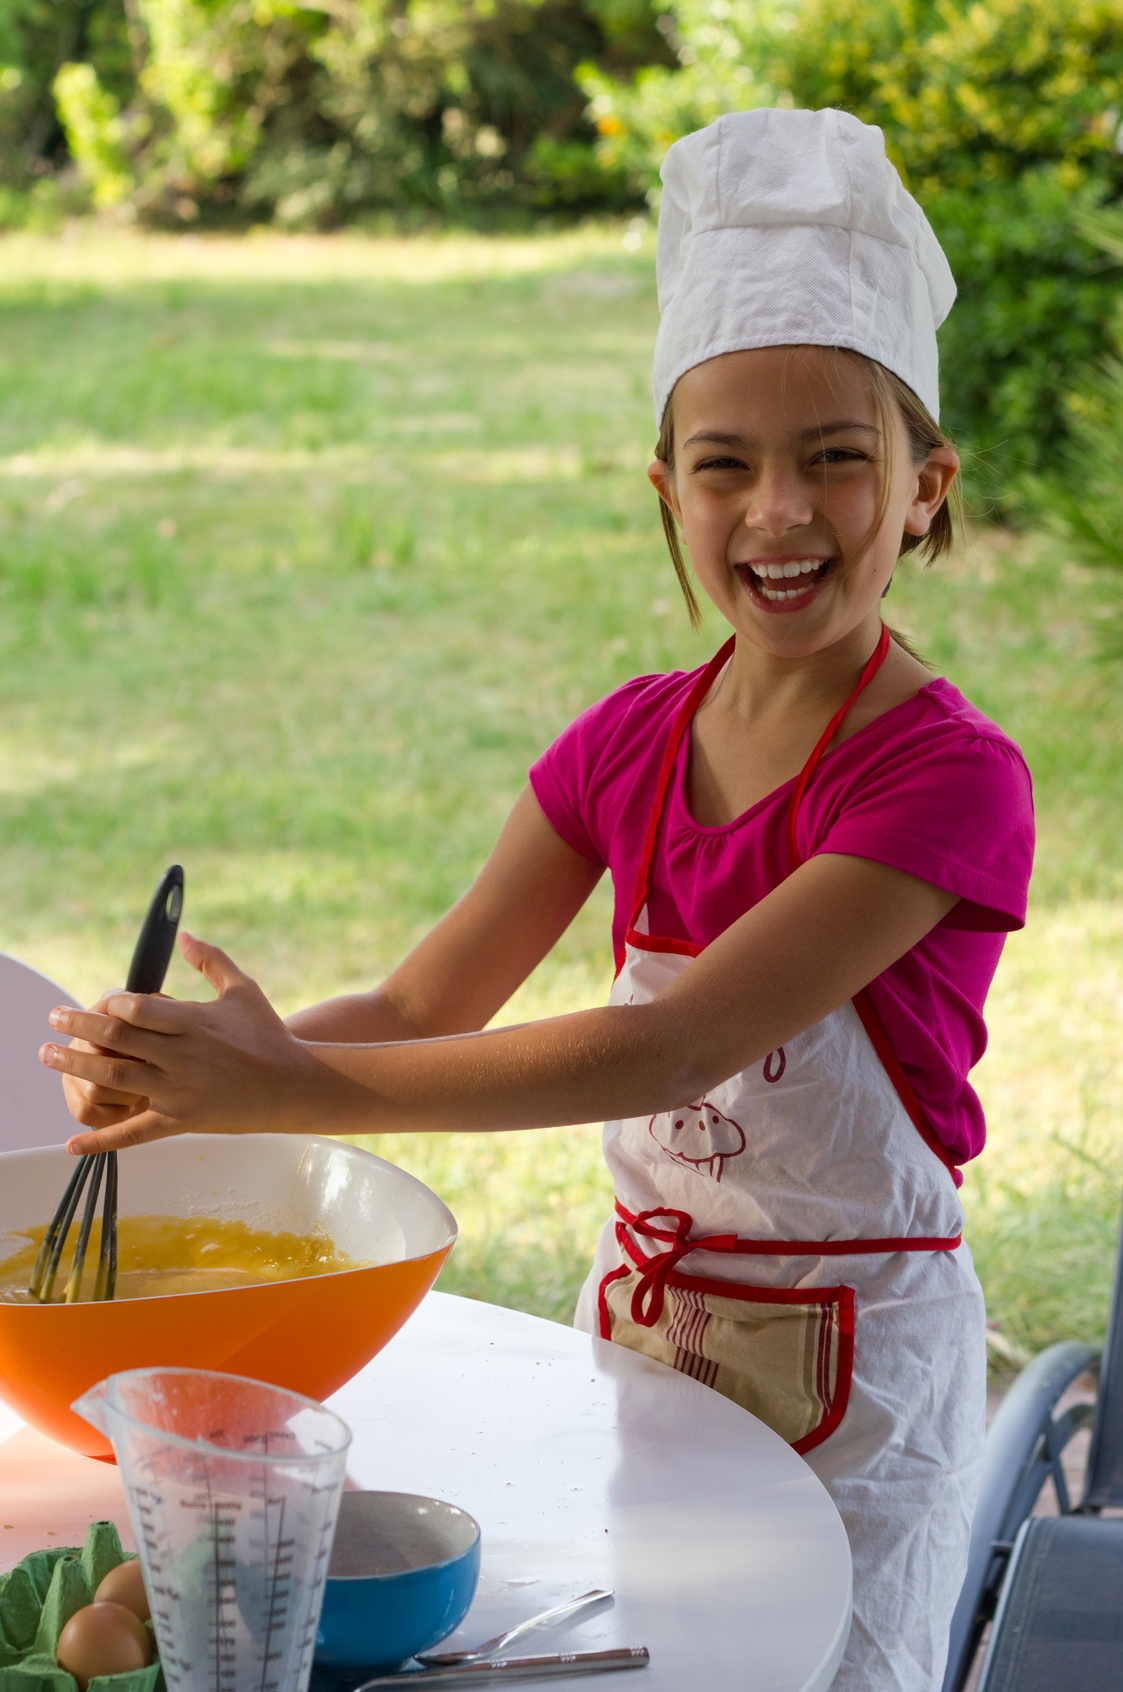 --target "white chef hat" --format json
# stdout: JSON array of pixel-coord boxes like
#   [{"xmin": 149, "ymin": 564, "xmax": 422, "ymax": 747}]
[{"xmin": 653, "ymin": 106, "xmax": 955, "ymax": 425}]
